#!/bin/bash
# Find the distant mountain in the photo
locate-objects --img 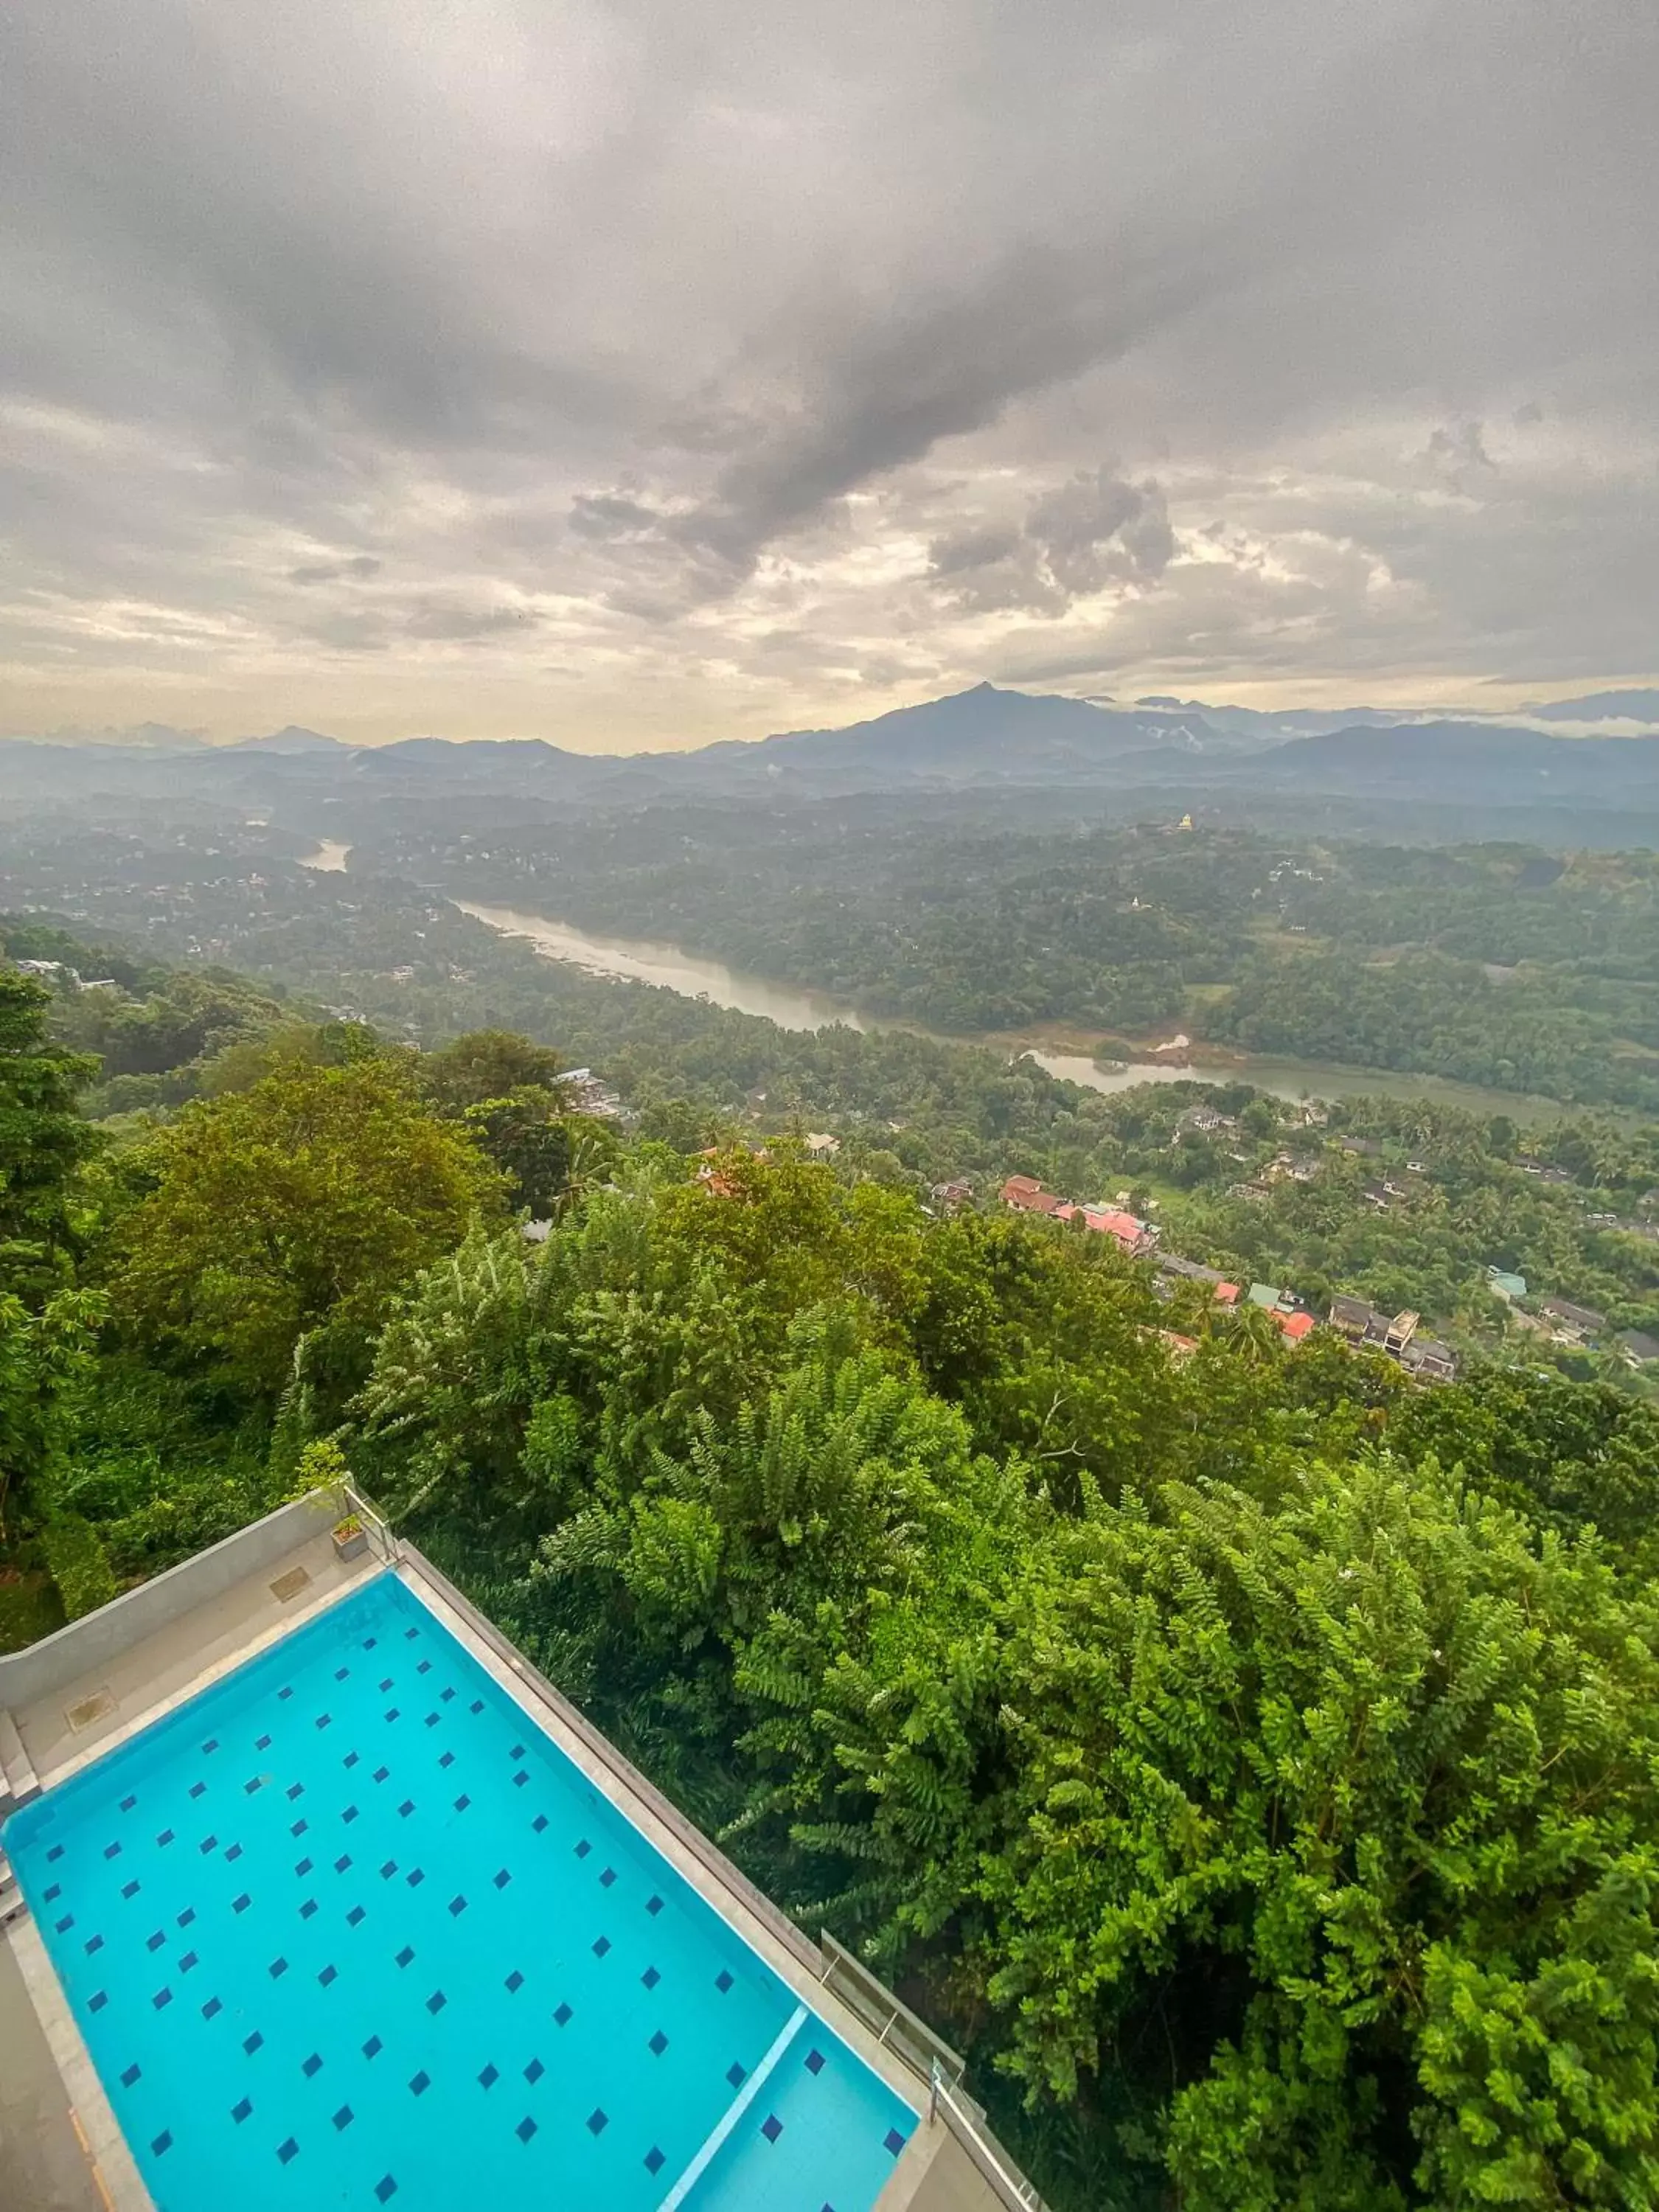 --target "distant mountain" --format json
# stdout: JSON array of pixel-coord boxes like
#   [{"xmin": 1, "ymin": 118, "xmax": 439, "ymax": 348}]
[
  {"xmin": 1527, "ymin": 689, "xmax": 1659, "ymax": 727},
  {"xmin": 232, "ymin": 726, "xmax": 354, "ymax": 753},
  {"xmin": 1240, "ymin": 720, "xmax": 1659, "ymax": 804}
]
